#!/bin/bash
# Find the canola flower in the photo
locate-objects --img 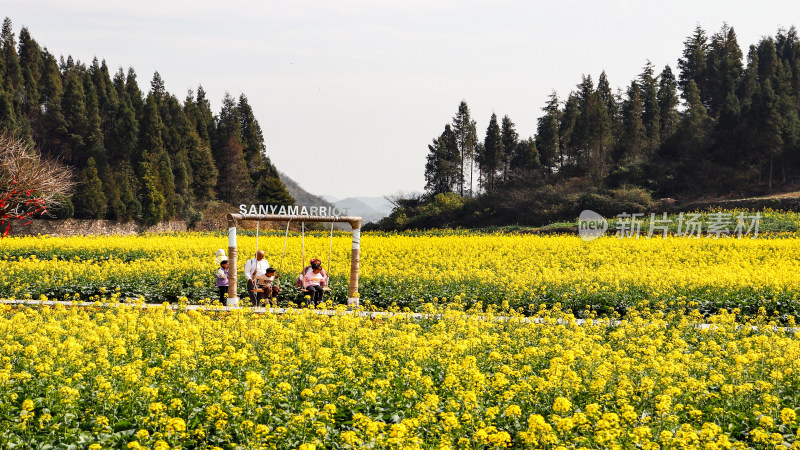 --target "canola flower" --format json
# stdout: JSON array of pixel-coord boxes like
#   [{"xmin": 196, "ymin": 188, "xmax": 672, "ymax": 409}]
[
  {"xmin": 0, "ymin": 302, "xmax": 798, "ymax": 448},
  {"xmin": 1, "ymin": 230, "xmax": 800, "ymax": 315}
]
